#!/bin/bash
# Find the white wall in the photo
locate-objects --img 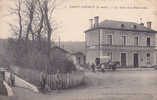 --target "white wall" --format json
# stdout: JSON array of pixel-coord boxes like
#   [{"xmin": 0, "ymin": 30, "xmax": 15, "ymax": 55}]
[{"xmin": 85, "ymin": 29, "xmax": 99, "ymax": 47}]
